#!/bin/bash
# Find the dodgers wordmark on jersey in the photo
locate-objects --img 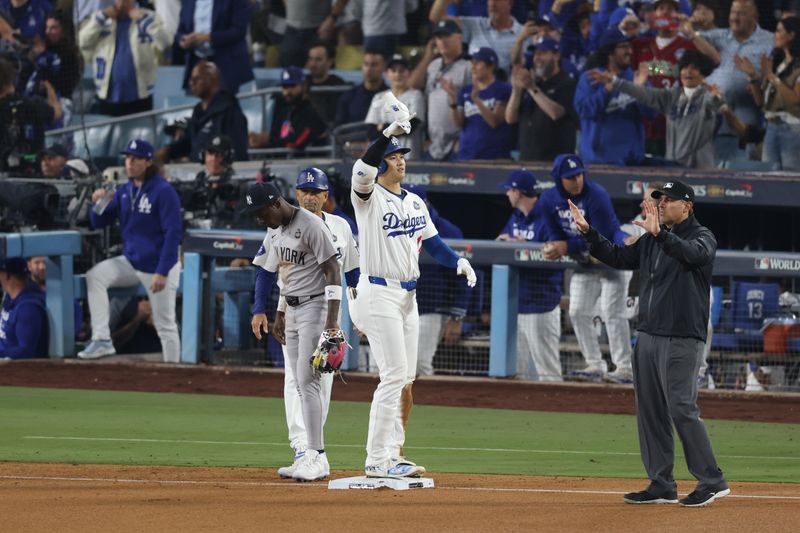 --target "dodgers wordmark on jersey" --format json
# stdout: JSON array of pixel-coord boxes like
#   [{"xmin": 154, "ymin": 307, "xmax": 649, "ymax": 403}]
[
  {"xmin": 350, "ymin": 184, "xmax": 437, "ymax": 281},
  {"xmin": 251, "ymin": 208, "xmax": 336, "ymax": 297}
]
